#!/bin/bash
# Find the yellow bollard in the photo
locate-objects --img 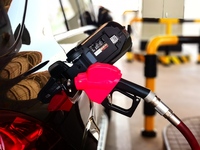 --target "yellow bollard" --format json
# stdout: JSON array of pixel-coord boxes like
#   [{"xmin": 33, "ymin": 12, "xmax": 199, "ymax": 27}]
[{"xmin": 142, "ymin": 35, "xmax": 178, "ymax": 137}]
